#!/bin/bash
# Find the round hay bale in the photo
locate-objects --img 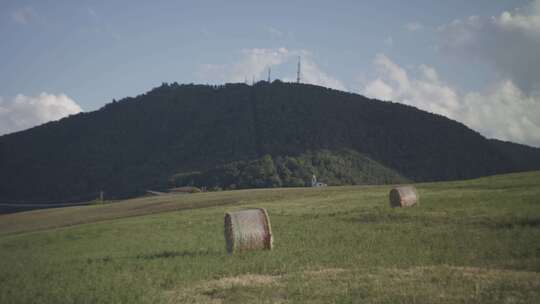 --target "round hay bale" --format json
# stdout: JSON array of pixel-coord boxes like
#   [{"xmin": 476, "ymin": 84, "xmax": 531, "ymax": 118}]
[
  {"xmin": 224, "ymin": 208, "xmax": 273, "ymax": 254},
  {"xmin": 389, "ymin": 186, "xmax": 419, "ymax": 208}
]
